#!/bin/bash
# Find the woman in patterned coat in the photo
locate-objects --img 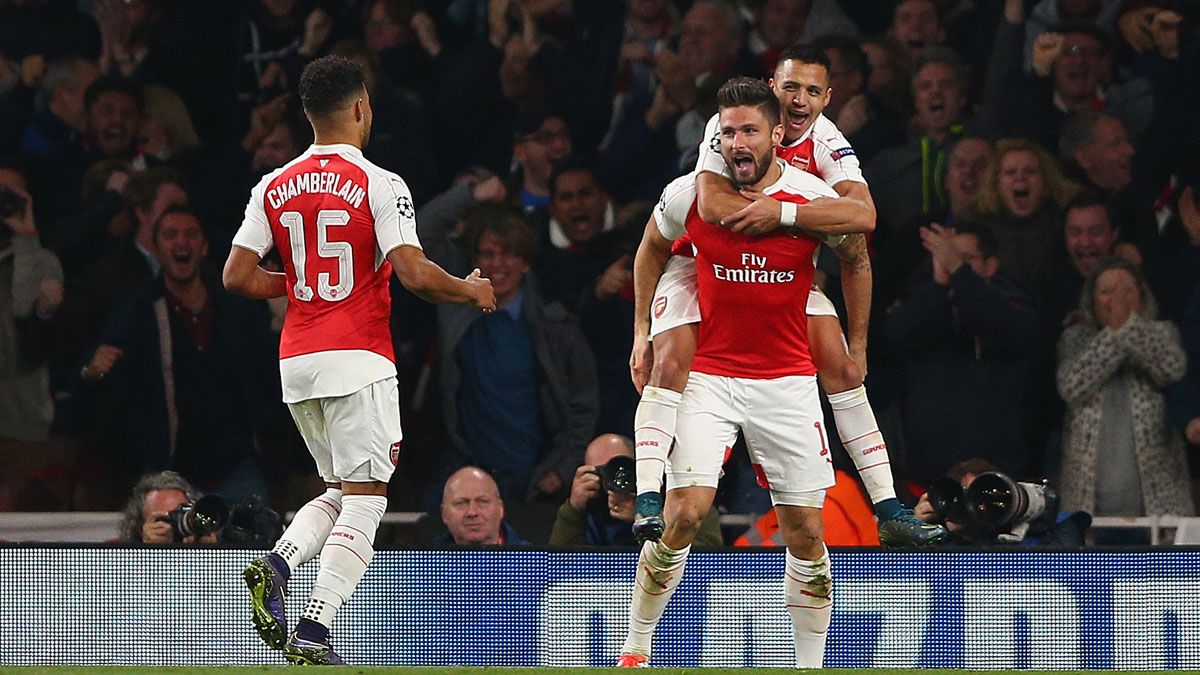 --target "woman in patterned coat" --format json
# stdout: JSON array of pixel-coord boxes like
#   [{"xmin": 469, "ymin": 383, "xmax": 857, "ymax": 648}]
[{"xmin": 1056, "ymin": 257, "xmax": 1194, "ymax": 518}]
